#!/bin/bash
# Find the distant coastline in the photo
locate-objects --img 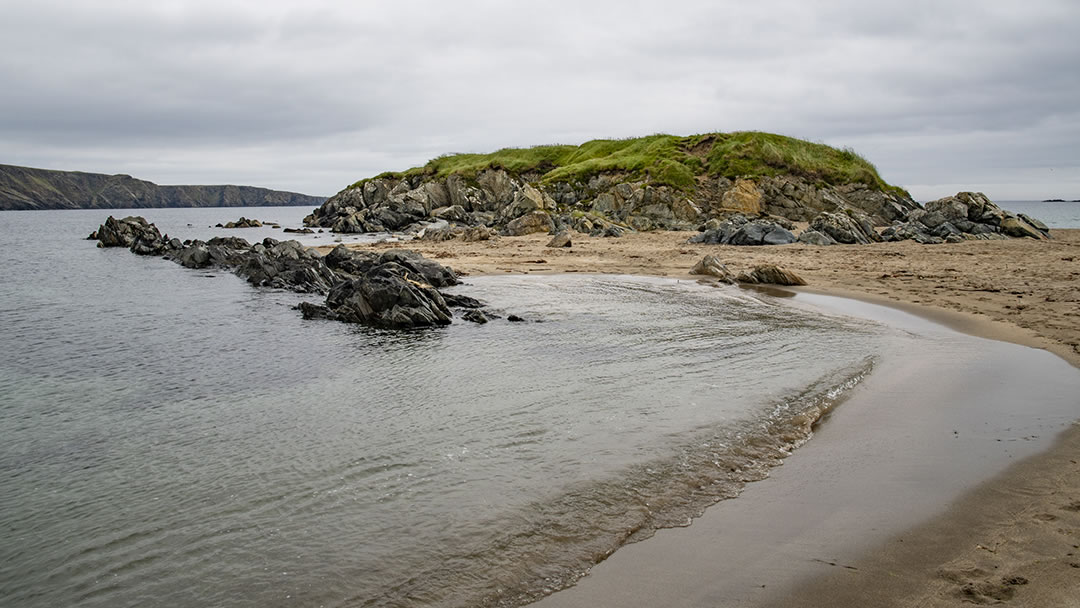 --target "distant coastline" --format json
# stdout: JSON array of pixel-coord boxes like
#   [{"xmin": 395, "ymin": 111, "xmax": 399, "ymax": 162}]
[{"xmin": 0, "ymin": 163, "xmax": 326, "ymax": 211}]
